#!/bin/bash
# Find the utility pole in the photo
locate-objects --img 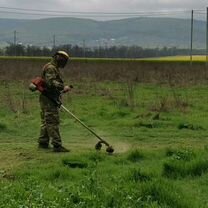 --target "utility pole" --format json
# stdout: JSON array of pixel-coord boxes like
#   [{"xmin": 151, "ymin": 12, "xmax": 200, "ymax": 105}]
[
  {"xmin": 105, "ymin": 41, "xmax": 108, "ymax": 58},
  {"xmin": 83, "ymin": 39, "xmax": 86, "ymax": 58},
  {"xmin": 14, "ymin": 30, "xmax": 17, "ymax": 56},
  {"xmin": 53, "ymin": 34, "xmax": 56, "ymax": 49},
  {"xmin": 190, "ymin": 10, "xmax": 194, "ymax": 66},
  {"xmin": 206, "ymin": 7, "xmax": 208, "ymax": 67},
  {"xmin": 96, "ymin": 40, "xmax": 101, "ymax": 57}
]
